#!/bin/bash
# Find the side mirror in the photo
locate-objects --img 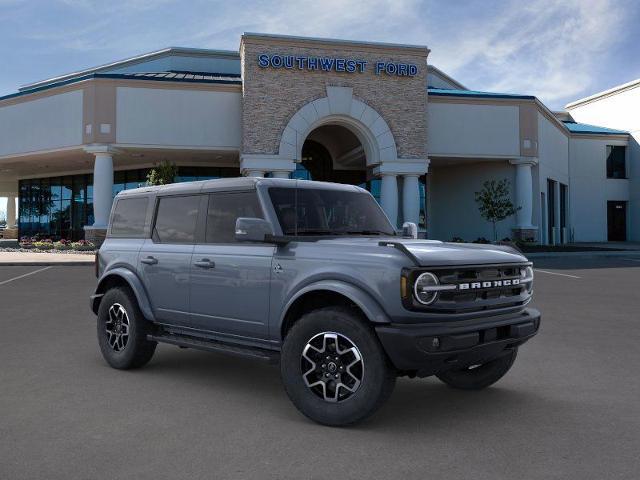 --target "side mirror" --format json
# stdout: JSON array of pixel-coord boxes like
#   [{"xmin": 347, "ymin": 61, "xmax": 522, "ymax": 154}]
[
  {"xmin": 235, "ymin": 217, "xmax": 272, "ymax": 242},
  {"xmin": 402, "ymin": 222, "xmax": 418, "ymax": 239}
]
